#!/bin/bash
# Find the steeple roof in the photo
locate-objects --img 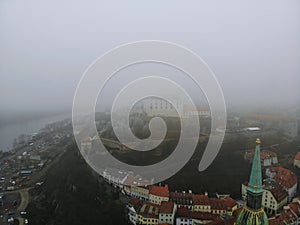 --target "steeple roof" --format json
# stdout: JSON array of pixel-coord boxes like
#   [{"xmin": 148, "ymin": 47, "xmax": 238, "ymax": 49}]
[{"xmin": 247, "ymin": 139, "xmax": 263, "ymax": 194}]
